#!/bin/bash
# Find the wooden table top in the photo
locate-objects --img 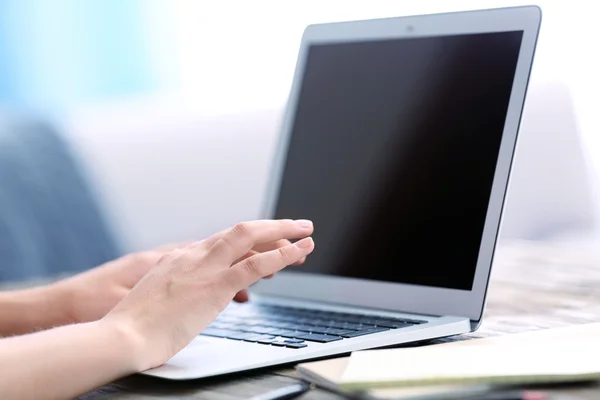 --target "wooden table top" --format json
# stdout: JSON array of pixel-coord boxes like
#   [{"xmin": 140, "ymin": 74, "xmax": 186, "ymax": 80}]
[{"xmin": 27, "ymin": 240, "xmax": 600, "ymax": 399}]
